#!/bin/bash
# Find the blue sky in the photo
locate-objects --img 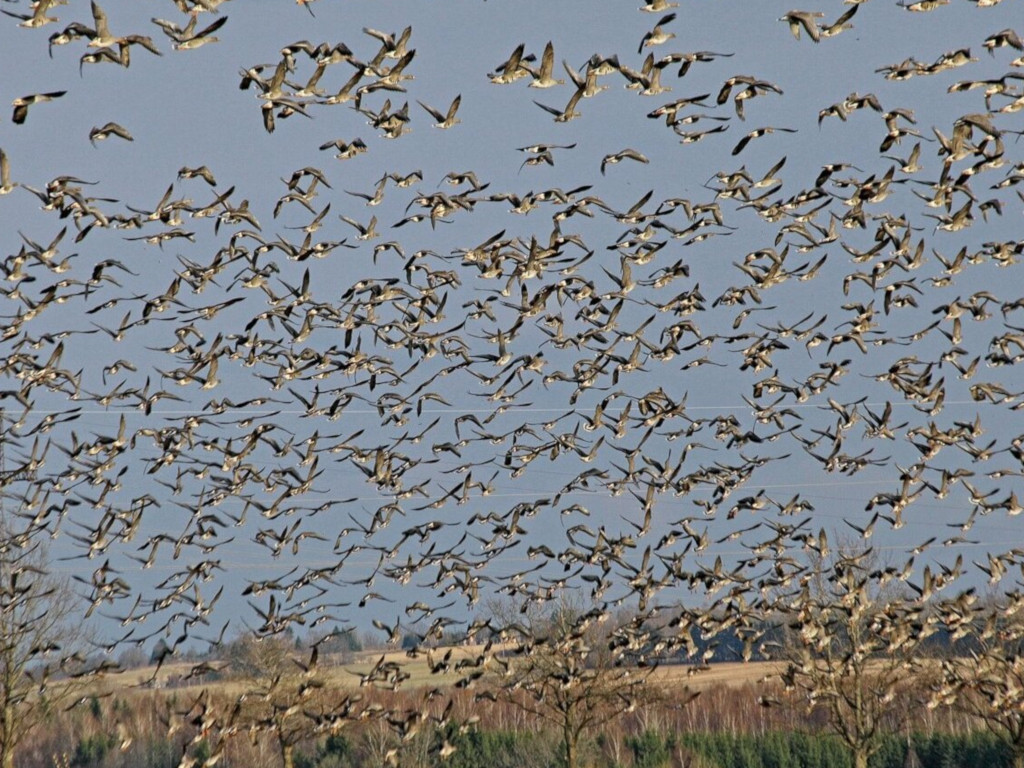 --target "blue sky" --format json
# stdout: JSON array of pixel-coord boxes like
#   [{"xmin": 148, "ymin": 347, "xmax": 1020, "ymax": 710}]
[{"xmin": 2, "ymin": 0, "xmax": 1023, "ymax": 651}]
